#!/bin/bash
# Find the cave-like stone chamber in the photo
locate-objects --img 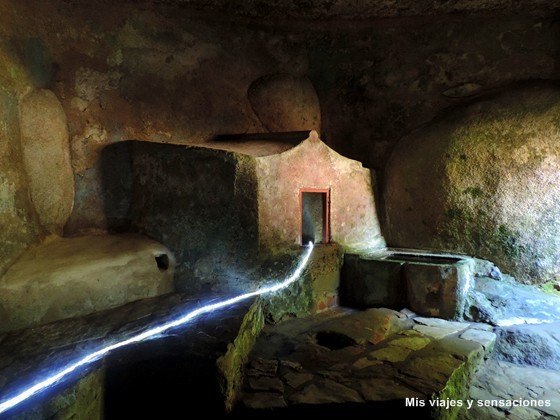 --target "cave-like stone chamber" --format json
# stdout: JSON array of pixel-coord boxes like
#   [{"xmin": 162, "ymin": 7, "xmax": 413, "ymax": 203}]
[{"xmin": 1, "ymin": 1, "xmax": 560, "ymax": 419}]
